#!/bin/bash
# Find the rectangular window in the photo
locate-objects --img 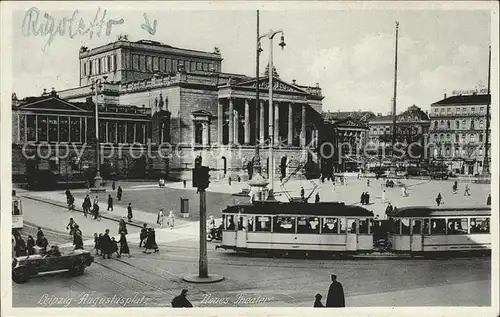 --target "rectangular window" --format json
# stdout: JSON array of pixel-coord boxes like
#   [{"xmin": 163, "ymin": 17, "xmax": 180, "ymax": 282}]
[
  {"xmin": 146, "ymin": 56, "xmax": 153, "ymax": 71},
  {"xmin": 223, "ymin": 214, "xmax": 235, "ymax": 230},
  {"xmin": 153, "ymin": 56, "xmax": 159, "ymax": 71},
  {"xmin": 462, "ymin": 107, "xmax": 467, "ymax": 114},
  {"xmin": 322, "ymin": 218, "xmax": 339, "ymax": 234},
  {"xmin": 247, "ymin": 216, "xmax": 254, "ymax": 232},
  {"xmin": 479, "ymin": 121, "xmax": 484, "ymax": 129},
  {"xmin": 196, "ymin": 62, "xmax": 202, "ymax": 70},
  {"xmin": 203, "ymin": 63, "xmax": 208, "ymax": 71},
  {"xmin": 113, "ymin": 54, "xmax": 117, "ymax": 71},
  {"xmin": 273, "ymin": 216, "xmax": 296, "ymax": 234},
  {"xmin": 82, "ymin": 62, "xmax": 86, "ymax": 76},
  {"xmin": 99, "ymin": 122, "xmax": 106, "ymax": 143},
  {"xmin": 297, "ymin": 217, "xmax": 320, "ymax": 234},
  {"xmin": 470, "ymin": 218, "xmax": 490, "ymax": 233},
  {"xmin": 184, "ymin": 61, "xmax": 190, "ymax": 72},
  {"xmin": 191, "ymin": 61, "xmax": 196, "ymax": 72},
  {"xmin": 132, "ymin": 55, "xmax": 139, "ymax": 71},
  {"xmin": 107, "ymin": 56, "xmax": 112, "ymax": 72},
  {"xmin": 26, "ymin": 115, "xmax": 36, "ymax": 141},
  {"xmin": 135, "ymin": 123, "xmax": 144, "ymax": 144},
  {"xmin": 431, "ymin": 218, "xmax": 446, "ymax": 235},
  {"xmin": 347, "ymin": 219, "xmax": 357, "ymax": 234},
  {"xmin": 209, "ymin": 63, "xmax": 214, "ymax": 71},
  {"xmin": 423, "ymin": 219, "xmax": 431, "ymax": 235},
  {"xmin": 455, "ymin": 121, "xmax": 459, "ymax": 129},
  {"xmin": 97, "ymin": 59, "xmax": 102, "ymax": 74},
  {"xmin": 81, "ymin": 118, "xmax": 86, "ymax": 143},
  {"xmin": 48, "ymin": 116, "xmax": 58, "ymax": 142},
  {"xmin": 58, "ymin": 117, "xmax": 69, "ymax": 142},
  {"xmin": 117, "ymin": 122, "xmax": 125, "ymax": 143},
  {"xmin": 108, "ymin": 122, "xmax": 116, "ymax": 143},
  {"xmin": 172, "ymin": 59, "xmax": 178, "ymax": 72},
  {"xmin": 139, "ymin": 55, "xmax": 146, "ymax": 71},
  {"xmin": 434, "ymin": 108, "xmax": 439, "ymax": 113},
  {"xmin": 447, "ymin": 108, "xmax": 451, "ymax": 114},
  {"xmin": 447, "ymin": 218, "xmax": 468, "ymax": 234},
  {"xmin": 255, "ymin": 216, "xmax": 271, "ymax": 232},
  {"xmin": 412, "ymin": 219, "xmax": 422, "ymax": 234},
  {"xmin": 358, "ymin": 218, "xmax": 370, "ymax": 234},
  {"xmin": 166, "ymin": 59, "xmax": 172, "ymax": 73},
  {"xmin": 455, "ymin": 134, "xmax": 459, "ymax": 143},
  {"xmin": 471, "ymin": 107, "xmax": 475, "ymax": 113},
  {"xmin": 159, "ymin": 58, "xmax": 165, "ymax": 72},
  {"xmin": 479, "ymin": 134, "xmax": 483, "ymax": 142},
  {"xmin": 70, "ymin": 117, "xmax": 80, "ymax": 143},
  {"xmin": 126, "ymin": 122, "xmax": 134, "ymax": 143},
  {"xmin": 480, "ymin": 107, "xmax": 485, "ymax": 113}
]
